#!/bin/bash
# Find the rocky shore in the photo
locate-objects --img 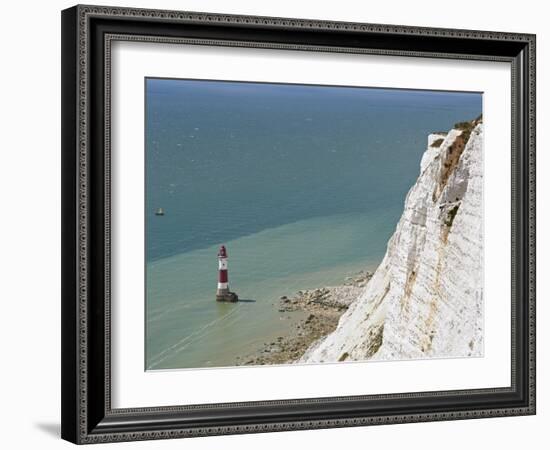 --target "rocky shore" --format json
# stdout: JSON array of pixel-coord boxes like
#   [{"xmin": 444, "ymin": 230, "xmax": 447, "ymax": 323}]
[
  {"xmin": 238, "ymin": 118, "xmax": 483, "ymax": 367},
  {"xmin": 236, "ymin": 270, "xmax": 373, "ymax": 366}
]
